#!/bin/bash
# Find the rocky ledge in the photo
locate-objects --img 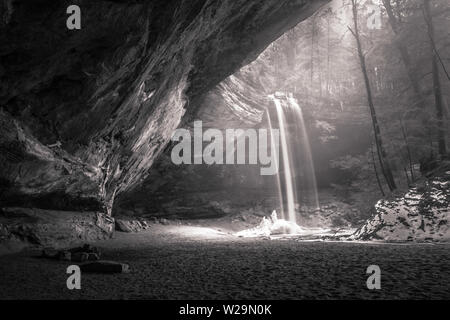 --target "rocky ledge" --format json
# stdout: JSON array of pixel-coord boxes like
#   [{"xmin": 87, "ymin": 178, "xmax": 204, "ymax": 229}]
[{"xmin": 0, "ymin": 207, "xmax": 114, "ymax": 254}]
